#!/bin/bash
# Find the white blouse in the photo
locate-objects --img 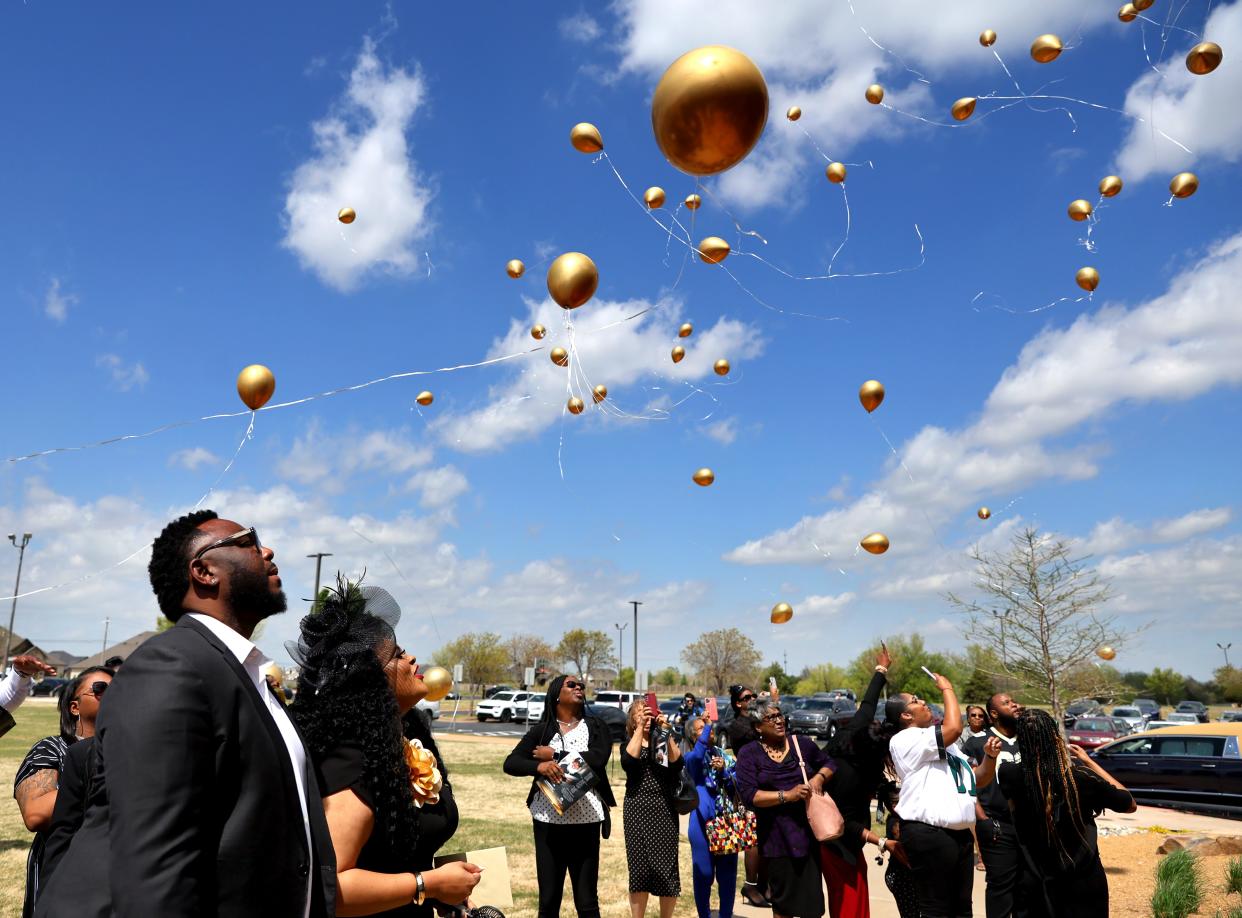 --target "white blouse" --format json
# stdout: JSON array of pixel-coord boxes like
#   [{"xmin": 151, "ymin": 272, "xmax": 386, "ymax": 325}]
[{"xmin": 528, "ymin": 719, "xmax": 606, "ymax": 825}]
